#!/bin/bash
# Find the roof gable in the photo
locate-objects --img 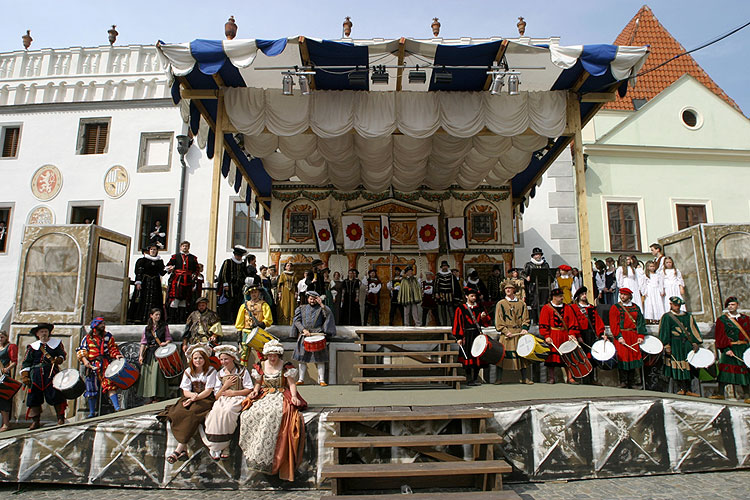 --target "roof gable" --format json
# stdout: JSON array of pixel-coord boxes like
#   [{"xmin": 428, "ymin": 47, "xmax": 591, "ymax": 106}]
[{"xmin": 605, "ymin": 5, "xmax": 741, "ymax": 113}]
